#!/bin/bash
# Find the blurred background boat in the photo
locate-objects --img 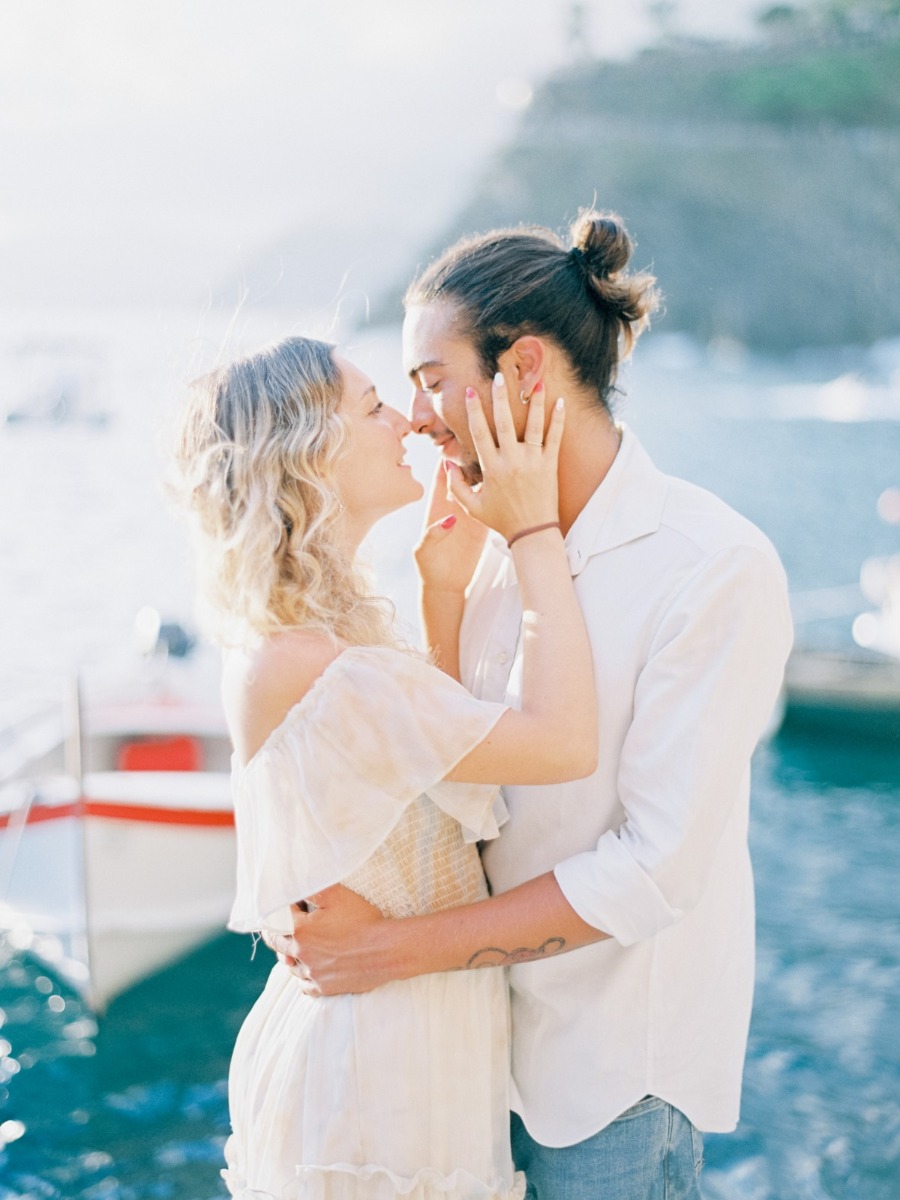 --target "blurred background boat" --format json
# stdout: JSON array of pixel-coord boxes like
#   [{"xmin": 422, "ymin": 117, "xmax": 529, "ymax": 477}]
[
  {"xmin": 0, "ymin": 612, "xmax": 233, "ymax": 1012},
  {"xmin": 784, "ymin": 648, "xmax": 900, "ymax": 739},
  {"xmin": 2, "ymin": 337, "xmax": 111, "ymax": 428},
  {"xmin": 784, "ymin": 487, "xmax": 900, "ymax": 741}
]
